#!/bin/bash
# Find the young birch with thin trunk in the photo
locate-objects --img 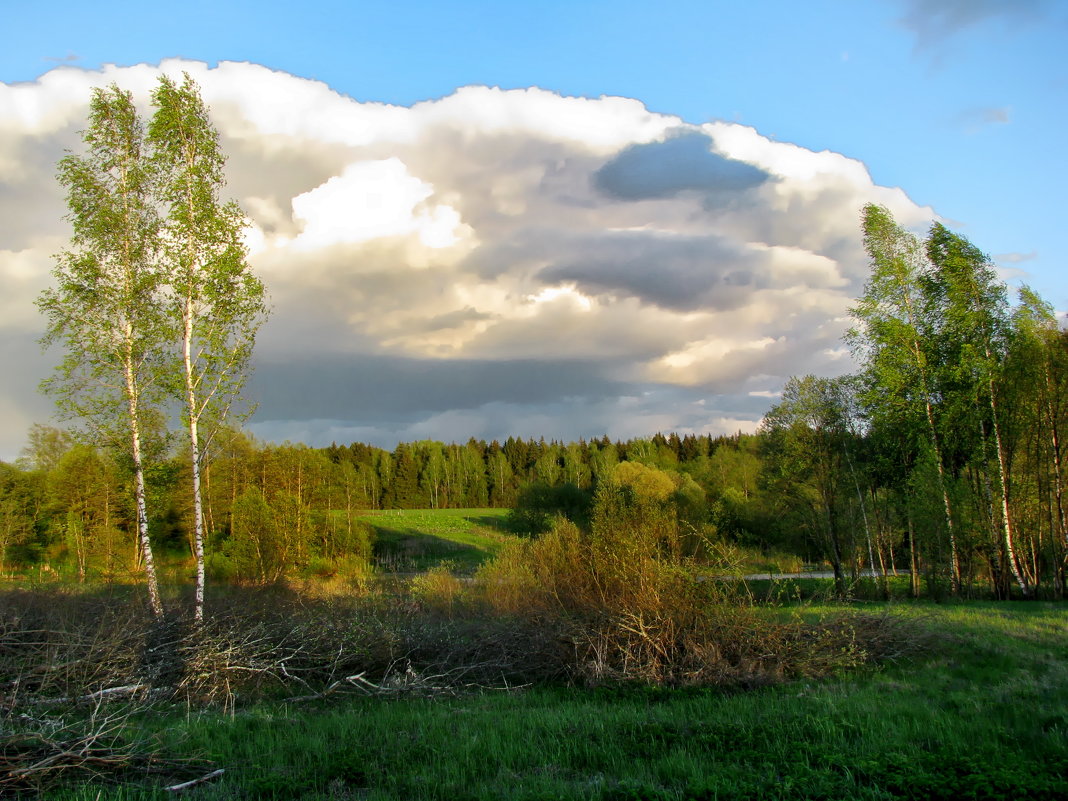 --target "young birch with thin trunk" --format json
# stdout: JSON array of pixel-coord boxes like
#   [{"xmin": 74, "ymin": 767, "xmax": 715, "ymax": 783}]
[
  {"xmin": 926, "ymin": 224, "xmax": 1030, "ymax": 596},
  {"xmin": 38, "ymin": 85, "xmax": 166, "ymax": 618},
  {"xmin": 849, "ymin": 204, "xmax": 962, "ymax": 593},
  {"xmin": 149, "ymin": 74, "xmax": 267, "ymax": 622}
]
